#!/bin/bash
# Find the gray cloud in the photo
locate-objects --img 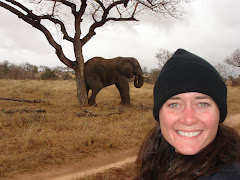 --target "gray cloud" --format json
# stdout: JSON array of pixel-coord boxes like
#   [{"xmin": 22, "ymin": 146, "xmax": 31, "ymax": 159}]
[{"xmin": 0, "ymin": 0, "xmax": 240, "ymax": 71}]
